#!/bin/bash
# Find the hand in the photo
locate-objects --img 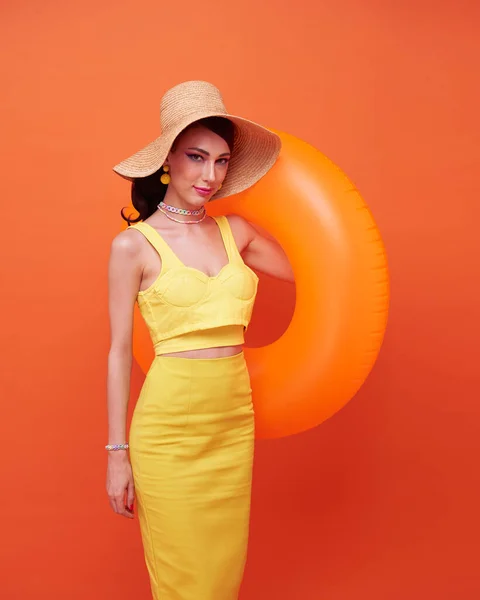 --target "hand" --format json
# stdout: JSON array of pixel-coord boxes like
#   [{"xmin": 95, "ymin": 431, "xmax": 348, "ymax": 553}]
[{"xmin": 106, "ymin": 452, "xmax": 135, "ymax": 519}]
